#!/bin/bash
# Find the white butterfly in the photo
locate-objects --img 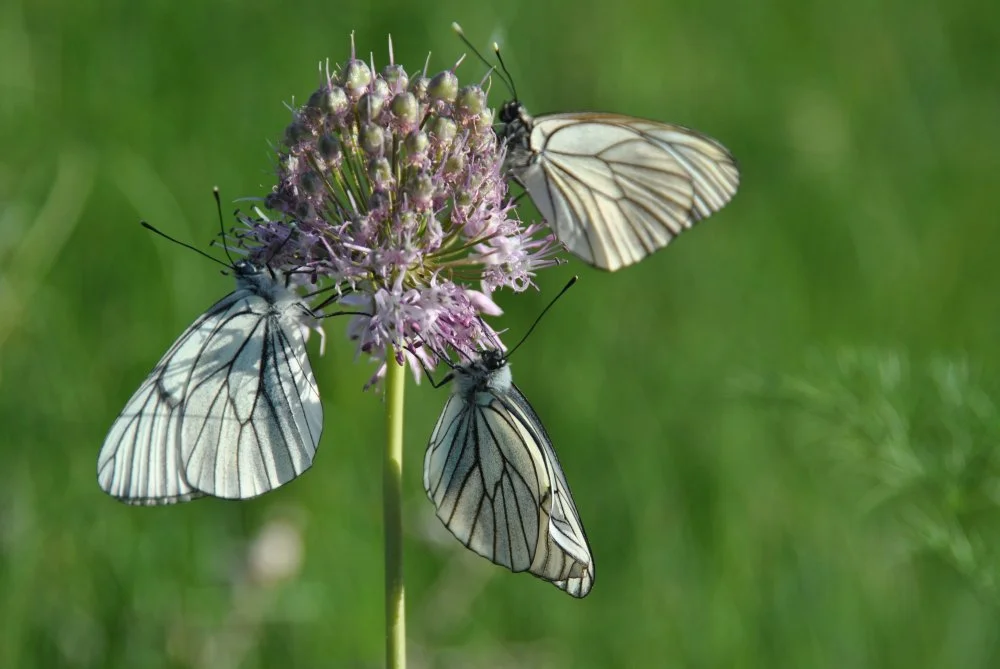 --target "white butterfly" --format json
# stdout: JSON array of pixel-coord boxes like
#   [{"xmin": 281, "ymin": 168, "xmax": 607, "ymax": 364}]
[
  {"xmin": 98, "ymin": 259, "xmax": 323, "ymax": 505},
  {"xmin": 499, "ymin": 101, "xmax": 740, "ymax": 272},
  {"xmin": 424, "ymin": 348, "xmax": 594, "ymax": 597}
]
